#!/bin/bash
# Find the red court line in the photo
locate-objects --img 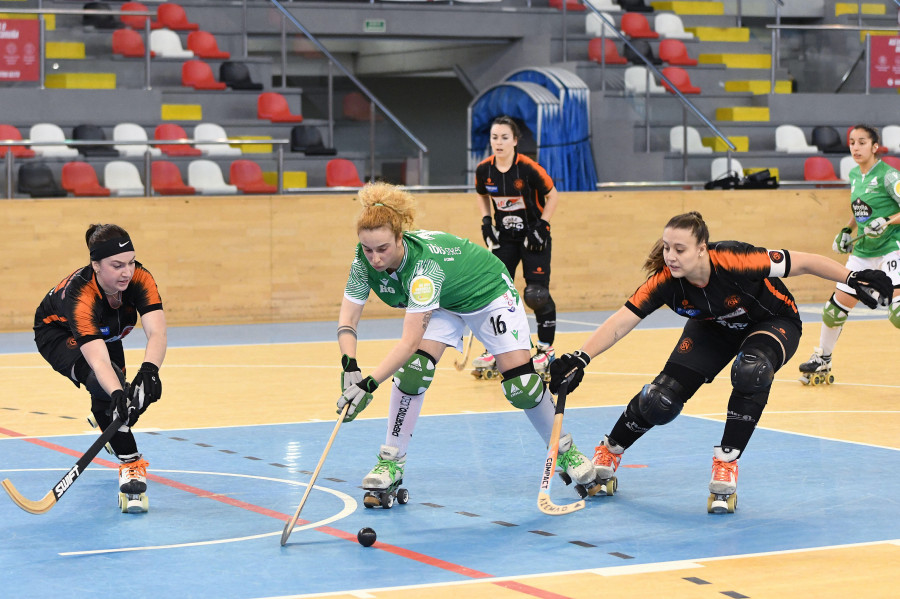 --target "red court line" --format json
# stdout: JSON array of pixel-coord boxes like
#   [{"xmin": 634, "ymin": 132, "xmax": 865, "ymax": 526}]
[{"xmin": 2, "ymin": 428, "xmax": 576, "ymax": 599}]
